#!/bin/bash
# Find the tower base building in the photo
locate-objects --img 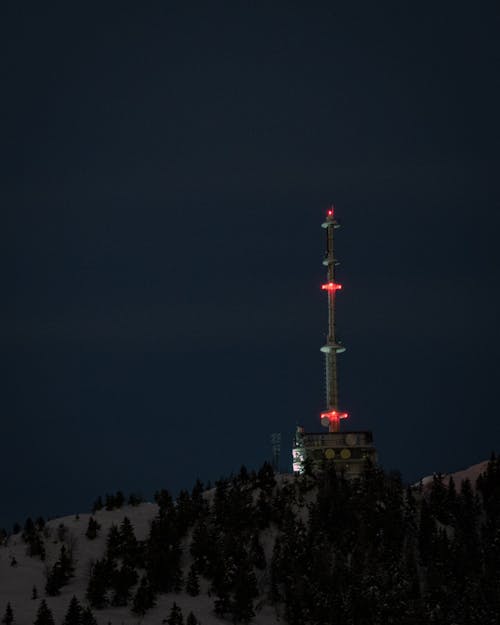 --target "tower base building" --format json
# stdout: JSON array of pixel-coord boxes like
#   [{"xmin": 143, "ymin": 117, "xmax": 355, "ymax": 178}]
[{"xmin": 292, "ymin": 427, "xmax": 377, "ymax": 477}]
